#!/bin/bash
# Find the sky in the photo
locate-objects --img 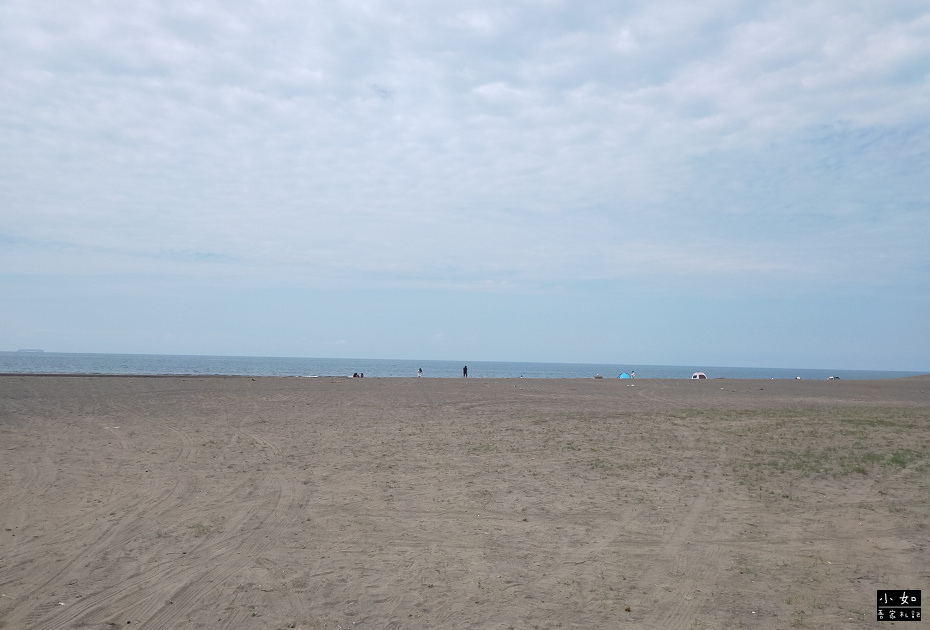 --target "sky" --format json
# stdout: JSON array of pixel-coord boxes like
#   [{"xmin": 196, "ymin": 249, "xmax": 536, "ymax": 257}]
[{"xmin": 1, "ymin": 0, "xmax": 928, "ymax": 371}]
